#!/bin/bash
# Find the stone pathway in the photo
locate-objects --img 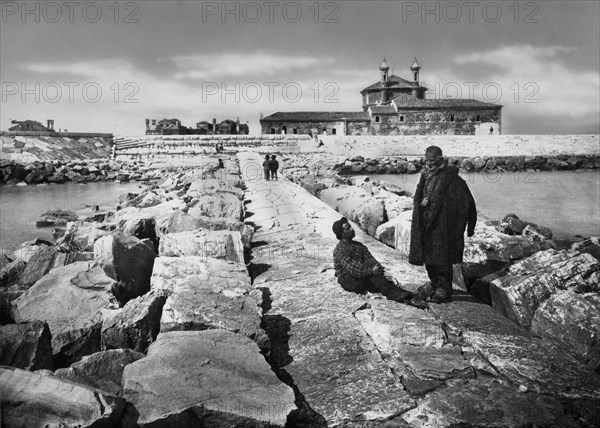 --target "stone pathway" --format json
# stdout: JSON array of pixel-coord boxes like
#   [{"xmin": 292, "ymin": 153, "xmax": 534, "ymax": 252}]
[{"xmin": 238, "ymin": 151, "xmax": 600, "ymax": 427}]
